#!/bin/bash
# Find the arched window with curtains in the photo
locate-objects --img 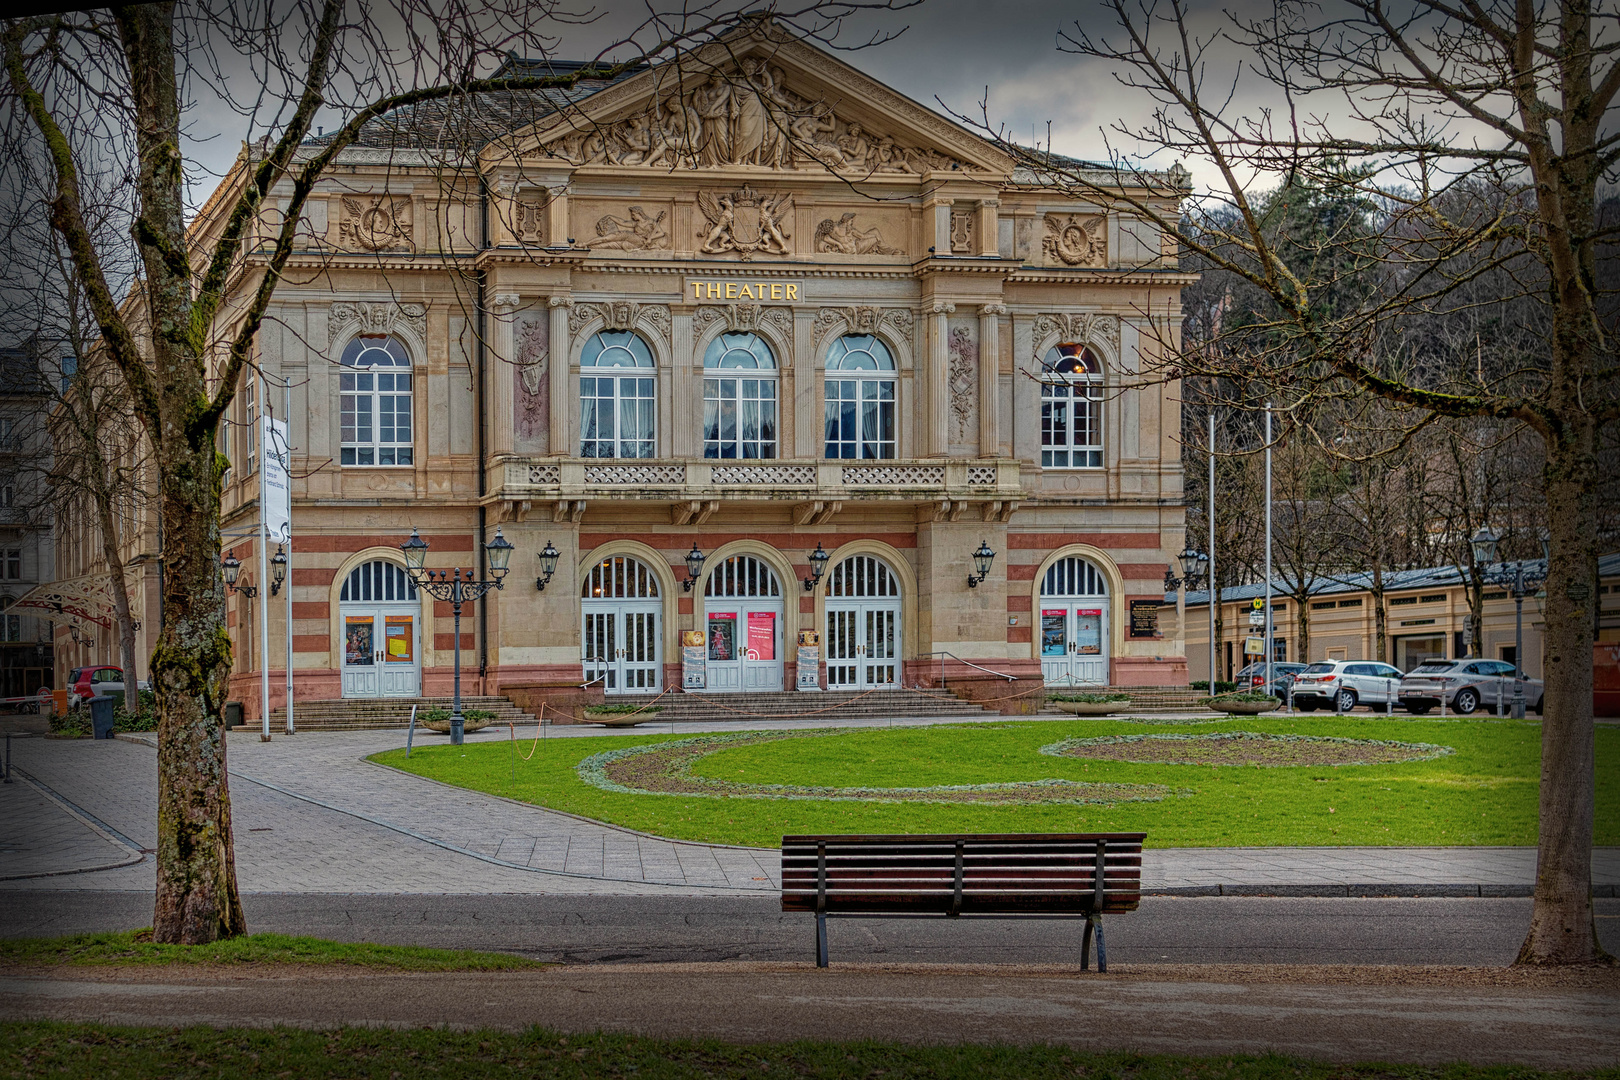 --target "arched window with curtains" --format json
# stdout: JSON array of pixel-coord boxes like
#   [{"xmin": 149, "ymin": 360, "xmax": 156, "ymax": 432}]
[
  {"xmin": 1040, "ymin": 343, "xmax": 1103, "ymax": 469},
  {"xmin": 703, "ymin": 332, "xmax": 777, "ymax": 459},
  {"xmin": 579, "ymin": 331, "xmax": 656, "ymax": 458},
  {"xmin": 823, "ymin": 334, "xmax": 896, "ymax": 459},
  {"xmin": 340, "ymin": 335, "xmax": 413, "ymax": 466}
]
